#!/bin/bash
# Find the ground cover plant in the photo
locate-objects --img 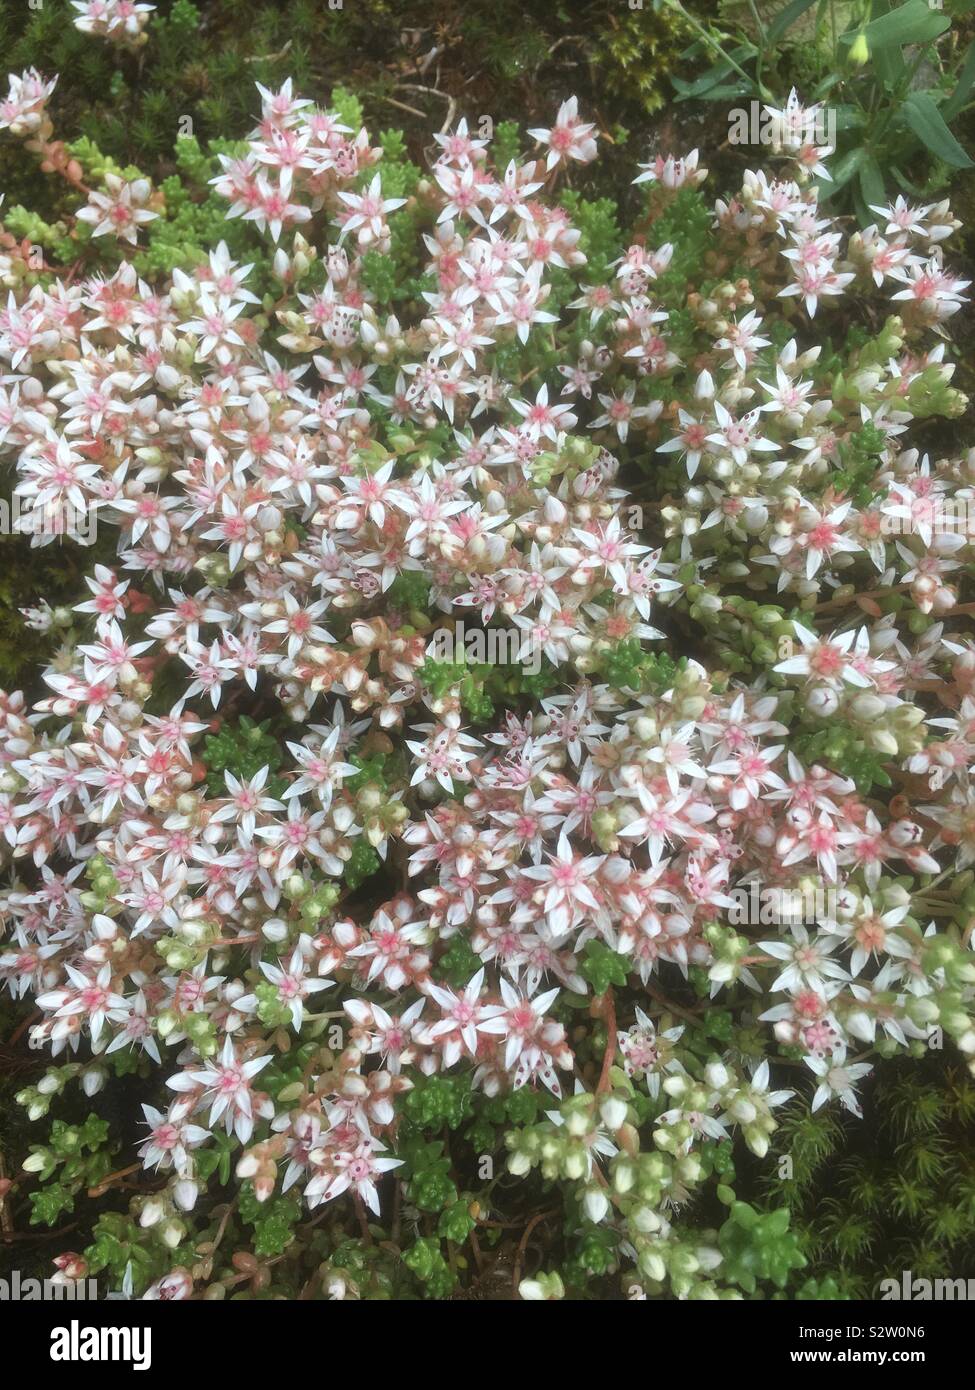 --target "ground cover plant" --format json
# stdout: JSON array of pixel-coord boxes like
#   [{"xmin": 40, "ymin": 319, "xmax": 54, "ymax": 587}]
[
  {"xmin": 671, "ymin": 0, "xmax": 975, "ymax": 225},
  {"xmin": 0, "ymin": 3, "xmax": 974, "ymax": 1303}
]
